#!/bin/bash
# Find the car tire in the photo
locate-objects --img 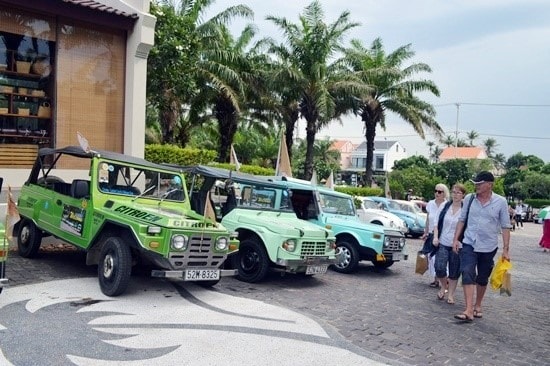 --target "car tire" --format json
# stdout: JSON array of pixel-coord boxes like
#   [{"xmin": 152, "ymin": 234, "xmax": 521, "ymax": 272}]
[
  {"xmin": 17, "ymin": 219, "xmax": 42, "ymax": 258},
  {"xmin": 331, "ymin": 240, "xmax": 359, "ymax": 274},
  {"xmin": 373, "ymin": 260, "xmax": 394, "ymax": 269},
  {"xmin": 233, "ymin": 238, "xmax": 270, "ymax": 283},
  {"xmin": 98, "ymin": 237, "xmax": 132, "ymax": 296}
]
